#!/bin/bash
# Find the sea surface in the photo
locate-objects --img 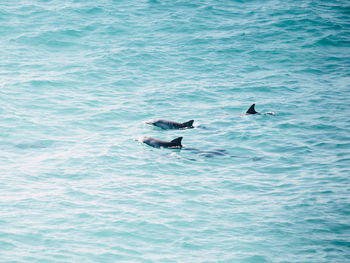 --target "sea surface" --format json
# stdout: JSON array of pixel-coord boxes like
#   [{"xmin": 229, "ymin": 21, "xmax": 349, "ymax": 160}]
[{"xmin": 1, "ymin": 0, "xmax": 350, "ymax": 262}]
